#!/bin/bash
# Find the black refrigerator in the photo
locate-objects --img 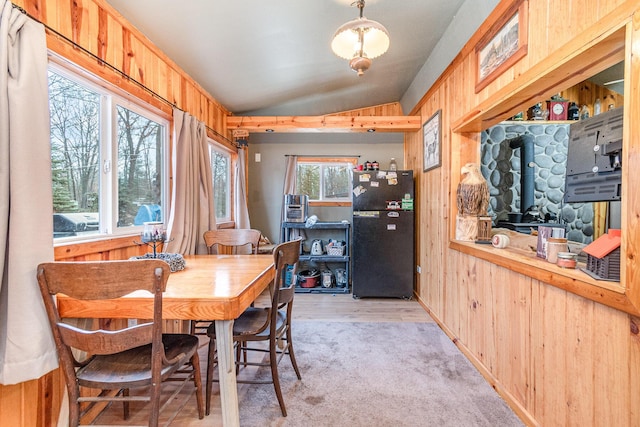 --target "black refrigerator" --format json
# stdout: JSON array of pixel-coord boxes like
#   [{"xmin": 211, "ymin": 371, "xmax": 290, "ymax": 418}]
[{"xmin": 351, "ymin": 170, "xmax": 414, "ymax": 298}]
